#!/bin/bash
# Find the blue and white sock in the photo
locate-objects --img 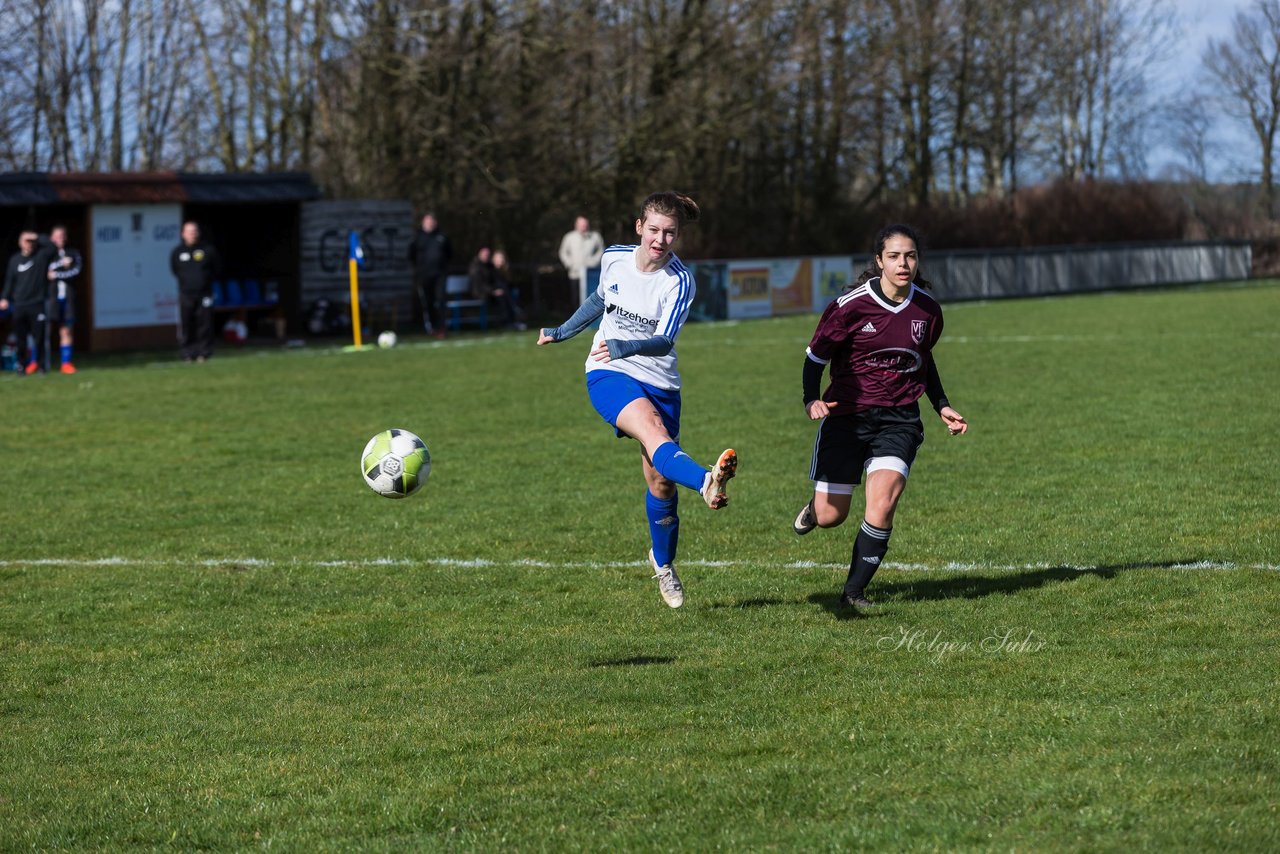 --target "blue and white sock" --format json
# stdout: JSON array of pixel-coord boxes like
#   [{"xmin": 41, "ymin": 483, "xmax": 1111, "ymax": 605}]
[
  {"xmin": 650, "ymin": 442, "xmax": 709, "ymax": 493},
  {"xmin": 646, "ymin": 491, "xmax": 680, "ymax": 567},
  {"xmin": 60, "ymin": 344, "xmax": 72, "ymax": 365}
]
